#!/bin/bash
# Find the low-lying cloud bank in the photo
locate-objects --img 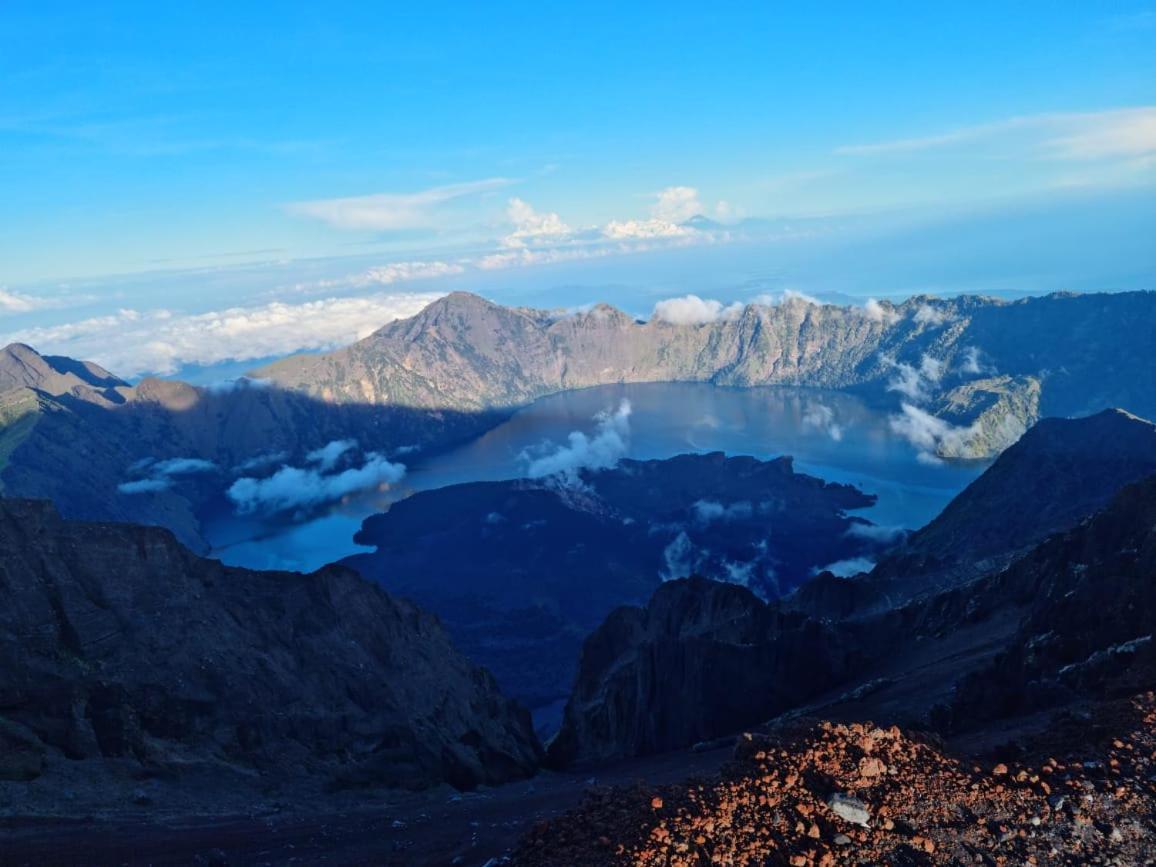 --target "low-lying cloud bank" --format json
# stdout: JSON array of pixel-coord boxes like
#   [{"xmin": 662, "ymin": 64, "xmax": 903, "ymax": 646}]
[
  {"xmin": 523, "ymin": 400, "xmax": 632, "ymax": 483},
  {"xmin": 1, "ymin": 292, "xmax": 443, "ymax": 378},
  {"xmin": 227, "ymin": 440, "xmax": 406, "ymax": 516}
]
